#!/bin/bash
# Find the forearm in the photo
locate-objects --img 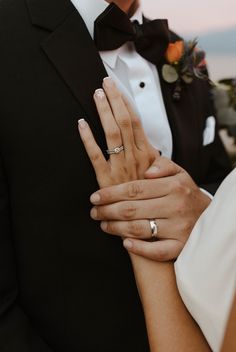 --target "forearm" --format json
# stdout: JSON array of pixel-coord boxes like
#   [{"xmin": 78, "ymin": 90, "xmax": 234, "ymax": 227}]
[{"xmin": 129, "ymin": 254, "xmax": 211, "ymax": 352}]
